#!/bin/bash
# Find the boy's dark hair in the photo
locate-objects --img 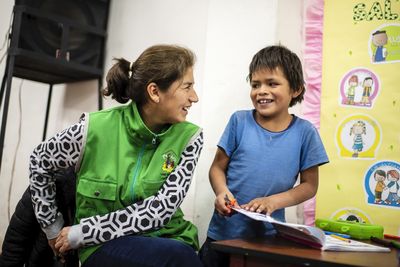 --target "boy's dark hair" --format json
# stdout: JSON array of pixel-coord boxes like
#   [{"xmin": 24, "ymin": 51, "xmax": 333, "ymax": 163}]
[{"xmin": 247, "ymin": 45, "xmax": 305, "ymax": 107}]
